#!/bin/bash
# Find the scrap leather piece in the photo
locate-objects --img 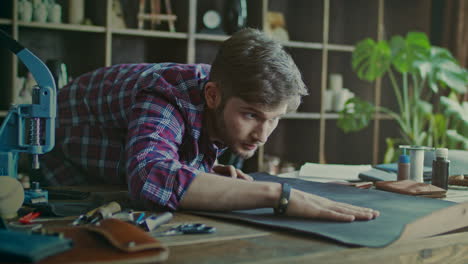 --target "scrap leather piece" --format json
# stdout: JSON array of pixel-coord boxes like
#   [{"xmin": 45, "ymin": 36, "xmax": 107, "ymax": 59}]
[
  {"xmin": 195, "ymin": 172, "xmax": 458, "ymax": 248},
  {"xmin": 375, "ymin": 180, "xmax": 446, "ymax": 197},
  {"xmin": 39, "ymin": 218, "xmax": 169, "ymax": 264}
]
